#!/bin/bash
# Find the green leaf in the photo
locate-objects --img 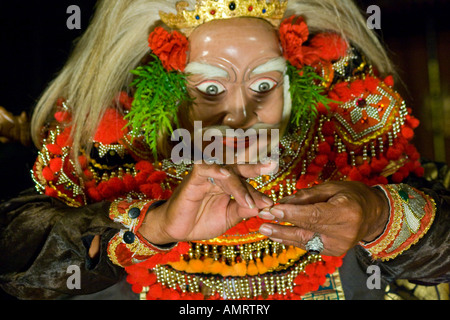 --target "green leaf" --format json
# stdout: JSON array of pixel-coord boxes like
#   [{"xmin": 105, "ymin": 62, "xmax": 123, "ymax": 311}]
[
  {"xmin": 125, "ymin": 54, "xmax": 193, "ymax": 160},
  {"xmin": 287, "ymin": 63, "xmax": 336, "ymax": 128}
]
